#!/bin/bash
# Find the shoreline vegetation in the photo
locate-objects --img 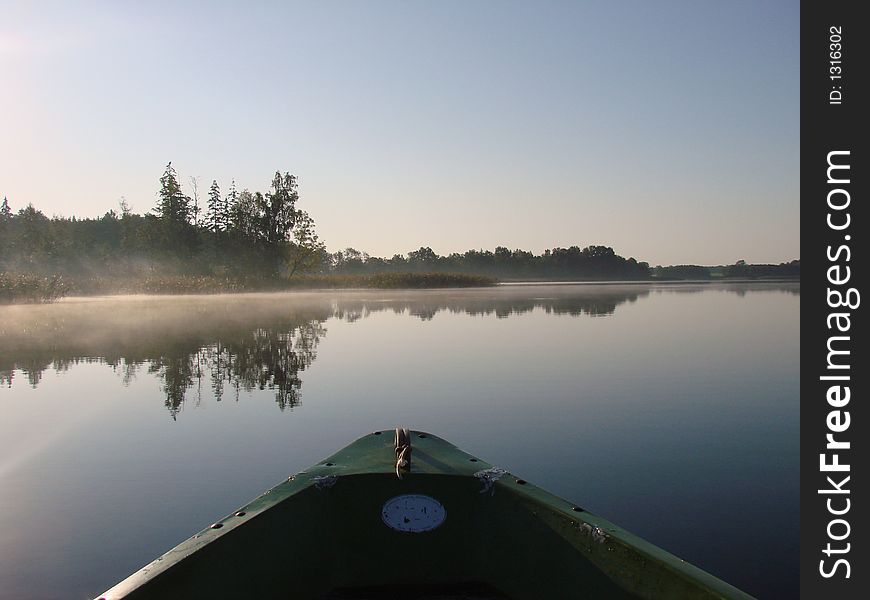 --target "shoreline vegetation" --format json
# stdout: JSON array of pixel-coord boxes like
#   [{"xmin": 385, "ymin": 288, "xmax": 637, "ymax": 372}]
[
  {"xmin": 1, "ymin": 163, "xmax": 799, "ymax": 304},
  {"xmin": 0, "ymin": 270, "xmax": 799, "ymax": 304},
  {"xmin": 0, "ymin": 272, "xmax": 499, "ymax": 303}
]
